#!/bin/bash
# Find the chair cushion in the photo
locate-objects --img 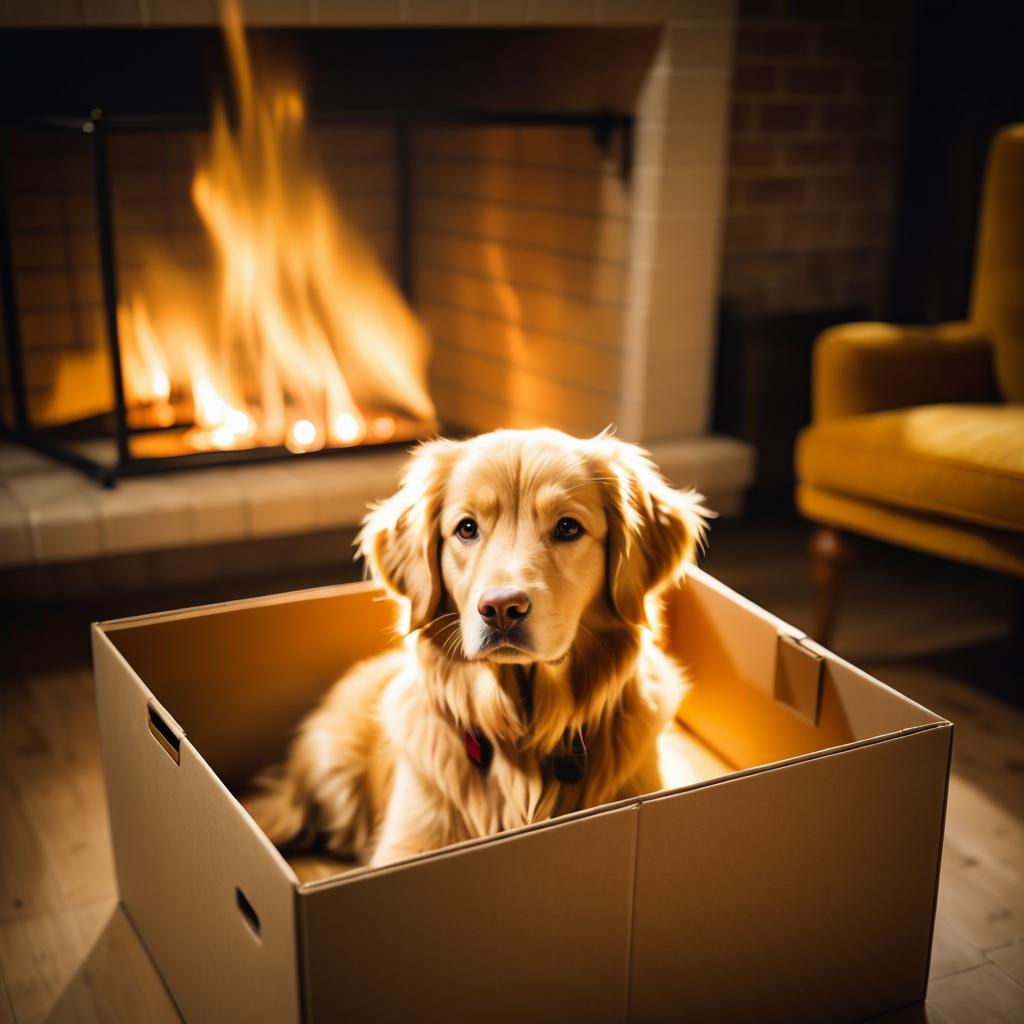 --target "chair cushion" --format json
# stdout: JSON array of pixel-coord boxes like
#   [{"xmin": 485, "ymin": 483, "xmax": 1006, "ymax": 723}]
[{"xmin": 797, "ymin": 404, "xmax": 1024, "ymax": 533}]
